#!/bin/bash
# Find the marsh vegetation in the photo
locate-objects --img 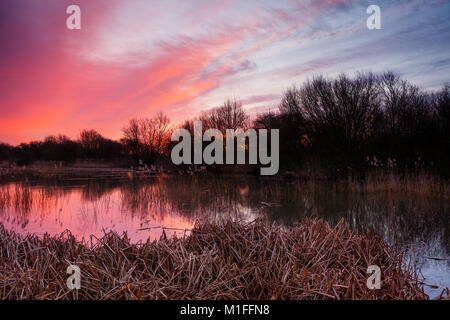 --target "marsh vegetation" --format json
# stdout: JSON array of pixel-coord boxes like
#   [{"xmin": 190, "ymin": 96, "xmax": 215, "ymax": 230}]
[
  {"xmin": 0, "ymin": 218, "xmax": 437, "ymax": 300},
  {"xmin": 0, "ymin": 172, "xmax": 448, "ymax": 298},
  {"xmin": 0, "ymin": 71, "xmax": 449, "ymax": 300}
]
